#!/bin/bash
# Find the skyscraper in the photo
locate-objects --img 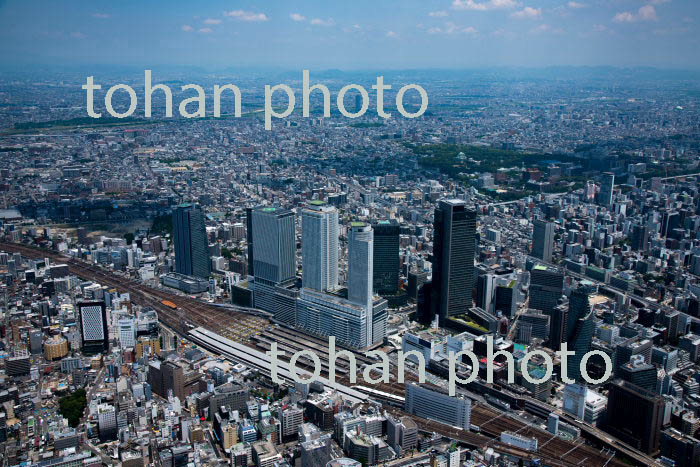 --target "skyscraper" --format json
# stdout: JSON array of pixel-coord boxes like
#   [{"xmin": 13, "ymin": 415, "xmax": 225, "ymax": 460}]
[
  {"xmin": 566, "ymin": 287, "xmax": 595, "ymax": 382},
  {"xmin": 78, "ymin": 301, "xmax": 108, "ymax": 355},
  {"xmin": 431, "ymin": 199, "xmax": 477, "ymax": 325},
  {"xmin": 298, "ymin": 219, "xmax": 388, "ymax": 349},
  {"xmin": 548, "ymin": 303, "xmax": 568, "ymax": 351},
  {"xmin": 618, "ymin": 356, "xmax": 658, "ymax": 393},
  {"xmin": 173, "ymin": 203, "xmax": 211, "ymax": 279},
  {"xmin": 530, "ymin": 265, "xmax": 564, "ymax": 348},
  {"xmin": 250, "ymin": 207, "xmax": 296, "ymax": 285},
  {"xmin": 348, "ymin": 222, "xmax": 374, "ymax": 309},
  {"xmin": 372, "ymin": 219, "xmax": 400, "ymax": 296},
  {"xmin": 598, "ymin": 172, "xmax": 615, "ymax": 207},
  {"xmin": 475, "ymin": 273, "xmax": 495, "ymax": 314},
  {"xmin": 301, "ymin": 201, "xmax": 338, "ymax": 292},
  {"xmin": 249, "ymin": 206, "xmax": 298, "ymax": 324},
  {"xmin": 605, "ymin": 380, "xmax": 664, "ymax": 455},
  {"xmin": 630, "ymin": 223, "xmax": 649, "ymax": 251},
  {"xmin": 531, "ymin": 219, "xmax": 555, "ymax": 263},
  {"xmin": 245, "ymin": 207, "xmax": 255, "ymax": 276}
]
